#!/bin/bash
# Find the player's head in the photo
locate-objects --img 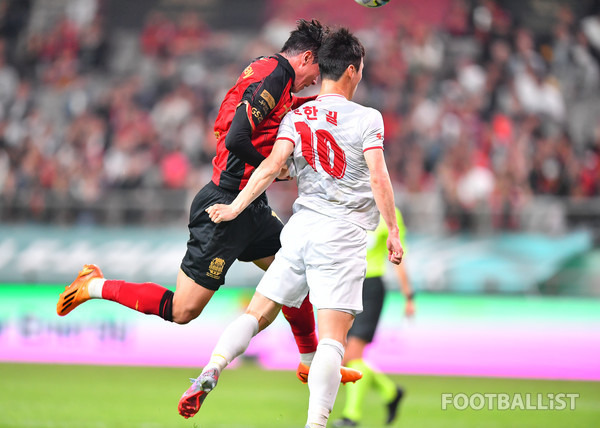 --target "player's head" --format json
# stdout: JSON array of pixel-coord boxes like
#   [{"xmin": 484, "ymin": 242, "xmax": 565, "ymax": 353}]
[
  {"xmin": 318, "ymin": 27, "xmax": 365, "ymax": 98},
  {"xmin": 280, "ymin": 19, "xmax": 327, "ymax": 93}
]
